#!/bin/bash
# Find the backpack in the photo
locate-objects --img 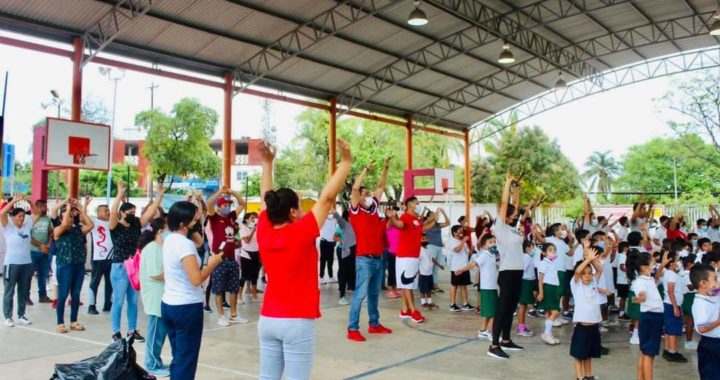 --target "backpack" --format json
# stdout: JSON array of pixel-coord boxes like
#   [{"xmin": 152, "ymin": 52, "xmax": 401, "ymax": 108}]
[{"xmin": 124, "ymin": 248, "xmax": 142, "ymax": 291}]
